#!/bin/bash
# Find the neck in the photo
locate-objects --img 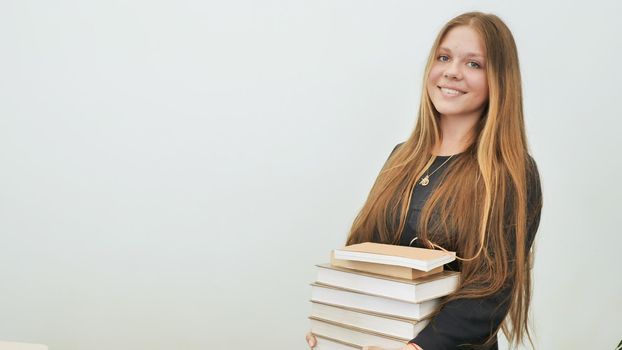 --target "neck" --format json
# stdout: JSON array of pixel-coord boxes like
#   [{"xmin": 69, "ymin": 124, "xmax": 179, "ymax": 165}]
[{"xmin": 433, "ymin": 113, "xmax": 480, "ymax": 156}]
